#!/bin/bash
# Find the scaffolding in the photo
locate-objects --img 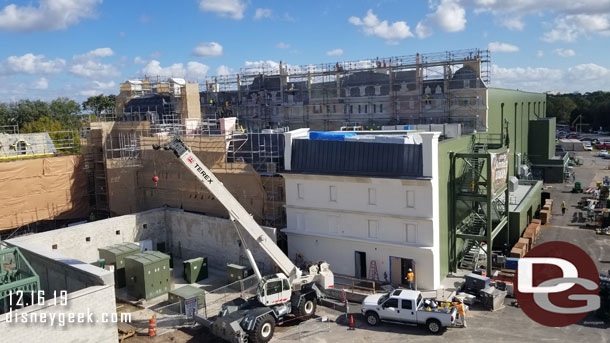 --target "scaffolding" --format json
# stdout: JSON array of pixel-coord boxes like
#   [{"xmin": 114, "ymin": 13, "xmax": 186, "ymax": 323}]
[
  {"xmin": 450, "ymin": 134, "xmax": 509, "ymax": 275},
  {"xmin": 198, "ymin": 48, "xmax": 490, "ymax": 132}
]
